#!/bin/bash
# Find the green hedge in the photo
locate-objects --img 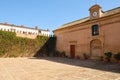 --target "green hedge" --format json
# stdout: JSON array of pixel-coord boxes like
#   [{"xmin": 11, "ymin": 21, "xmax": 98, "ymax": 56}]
[{"xmin": 0, "ymin": 31, "xmax": 50, "ymax": 57}]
